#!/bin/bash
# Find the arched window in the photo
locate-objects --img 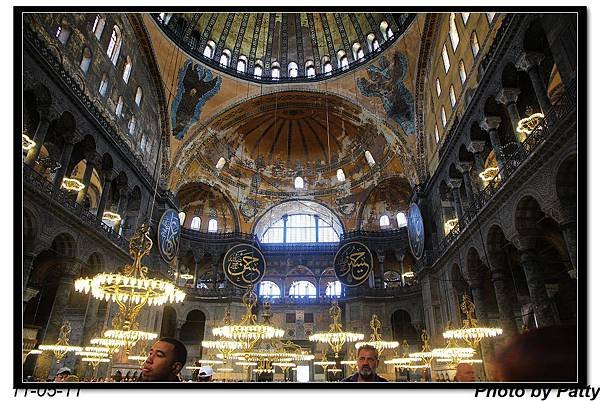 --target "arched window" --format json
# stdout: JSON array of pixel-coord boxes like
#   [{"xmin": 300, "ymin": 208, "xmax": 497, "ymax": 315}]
[
  {"xmin": 289, "ymin": 281, "xmax": 316, "ymax": 298},
  {"xmin": 135, "ymin": 87, "xmax": 143, "ymax": 106},
  {"xmin": 190, "ymin": 216, "xmax": 201, "ymax": 230},
  {"xmin": 365, "ymin": 150, "xmax": 376, "ymax": 167},
  {"xmin": 435, "ymin": 78, "xmax": 441, "ymax": 97},
  {"xmin": 434, "ymin": 124, "xmax": 439, "ymax": 143},
  {"xmin": 203, "ymin": 40, "xmax": 215, "ymax": 58},
  {"xmin": 486, "ymin": 13, "xmax": 496, "ymax": 24},
  {"xmin": 396, "ymin": 212, "xmax": 407, "ymax": 227},
  {"xmin": 442, "ymin": 43, "xmax": 450, "ymax": 73},
  {"xmin": 259, "ymin": 281, "xmax": 281, "ymax": 298},
  {"xmin": 449, "ymin": 13, "xmax": 460, "ymax": 51},
  {"xmin": 337, "ymin": 50, "xmax": 349, "ymax": 69},
  {"xmin": 459, "ymin": 60, "xmax": 467, "ymax": 84},
  {"xmin": 326, "ymin": 281, "xmax": 342, "ymax": 297},
  {"xmin": 106, "ymin": 25, "xmax": 122, "ymax": 65},
  {"xmin": 441, "ymin": 106, "xmax": 447, "ymax": 127},
  {"xmin": 271, "ymin": 62, "xmax": 280, "ymax": 79},
  {"xmin": 305, "ymin": 60, "xmax": 315, "ymax": 78},
  {"xmin": 236, "ymin": 55, "xmax": 247, "ymax": 73},
  {"xmin": 449, "ymin": 85, "xmax": 456, "ymax": 108},
  {"xmin": 219, "ymin": 49, "xmax": 231, "ymax": 67},
  {"xmin": 115, "ymin": 96, "xmax": 123, "ymax": 117},
  {"xmin": 55, "ymin": 22, "xmax": 71, "ymax": 45},
  {"xmin": 352, "ymin": 42, "xmax": 364, "ymax": 60},
  {"xmin": 98, "ymin": 73, "xmax": 108, "ymax": 96},
  {"xmin": 294, "ymin": 176, "xmax": 304, "ymax": 189},
  {"xmin": 92, "ymin": 14, "xmax": 106, "ymax": 40},
  {"xmin": 471, "ymin": 31, "xmax": 480, "ymax": 58},
  {"xmin": 379, "ymin": 215, "xmax": 390, "ymax": 227},
  {"xmin": 208, "ymin": 218, "xmax": 218, "ymax": 232},
  {"xmin": 254, "ymin": 60, "xmax": 263, "ymax": 78},
  {"xmin": 336, "ymin": 168, "xmax": 346, "ymax": 182},
  {"xmin": 461, "ymin": 13, "xmax": 470, "ymax": 24},
  {"xmin": 215, "ymin": 157, "xmax": 226, "ymax": 170},
  {"xmin": 367, "ymin": 33, "xmax": 379, "ymax": 51},
  {"xmin": 80, "ymin": 47, "xmax": 92, "ymax": 74},
  {"xmin": 128, "ymin": 115, "xmax": 136, "ymax": 135},
  {"xmin": 178, "ymin": 212, "xmax": 186, "ymax": 225},
  {"xmin": 380, "ymin": 20, "xmax": 392, "ymax": 40},
  {"xmin": 288, "ymin": 62, "xmax": 298, "ymax": 78},
  {"xmin": 322, "ymin": 56, "xmax": 332, "ymax": 75},
  {"xmin": 140, "ymin": 132, "xmax": 148, "ymax": 152},
  {"xmin": 158, "ymin": 13, "xmax": 173, "ymax": 25},
  {"xmin": 122, "ymin": 56, "xmax": 132, "ymax": 83}
]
